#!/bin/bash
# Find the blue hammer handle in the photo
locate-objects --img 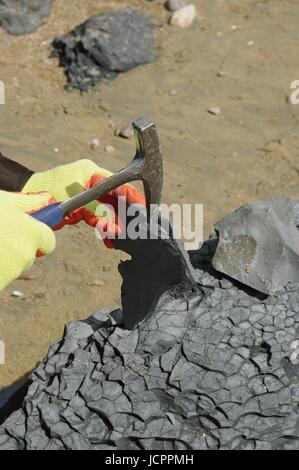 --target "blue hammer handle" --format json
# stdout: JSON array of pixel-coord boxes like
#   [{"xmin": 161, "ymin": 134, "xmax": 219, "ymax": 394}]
[{"xmin": 31, "ymin": 203, "xmax": 65, "ymax": 228}]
